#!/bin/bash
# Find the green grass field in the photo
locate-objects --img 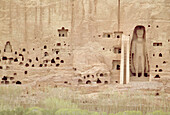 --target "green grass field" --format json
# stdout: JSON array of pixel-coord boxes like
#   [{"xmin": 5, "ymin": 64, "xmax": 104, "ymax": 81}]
[{"xmin": 0, "ymin": 85, "xmax": 169, "ymax": 115}]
